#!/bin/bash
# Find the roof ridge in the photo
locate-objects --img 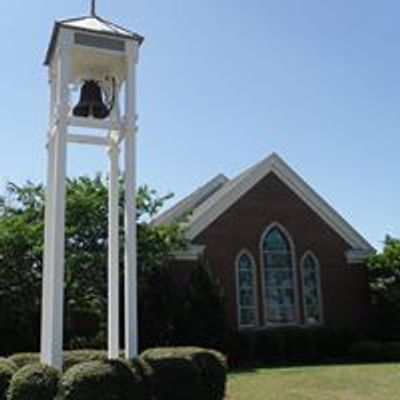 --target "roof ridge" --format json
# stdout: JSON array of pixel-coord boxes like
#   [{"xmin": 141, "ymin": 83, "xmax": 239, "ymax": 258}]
[{"xmin": 96, "ymin": 15, "xmax": 136, "ymax": 36}]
